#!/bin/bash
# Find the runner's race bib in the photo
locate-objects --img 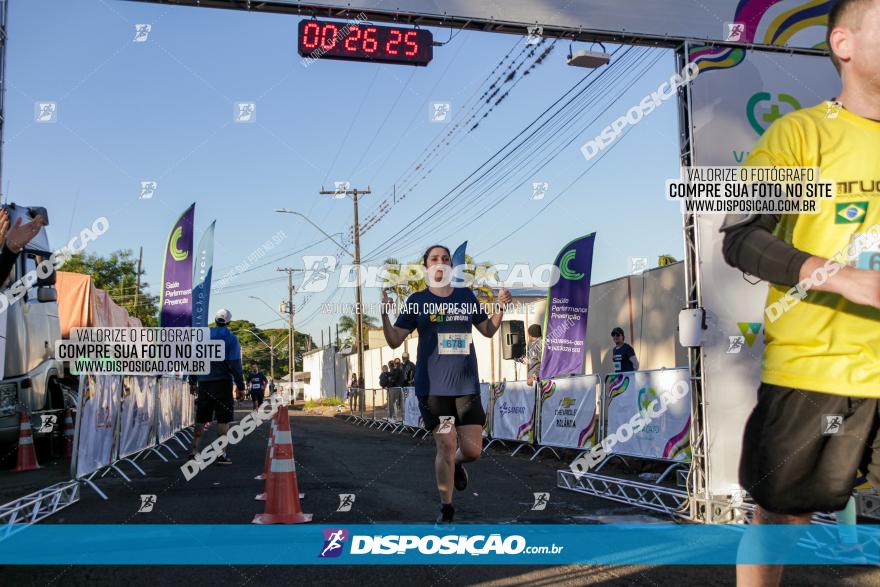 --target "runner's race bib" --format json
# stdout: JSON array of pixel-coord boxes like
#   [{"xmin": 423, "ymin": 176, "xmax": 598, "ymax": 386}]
[
  {"xmin": 251, "ymin": 382, "xmax": 262, "ymax": 390},
  {"xmin": 438, "ymin": 333, "xmax": 472, "ymax": 355},
  {"xmin": 845, "ymin": 232, "xmax": 880, "ymax": 270}
]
